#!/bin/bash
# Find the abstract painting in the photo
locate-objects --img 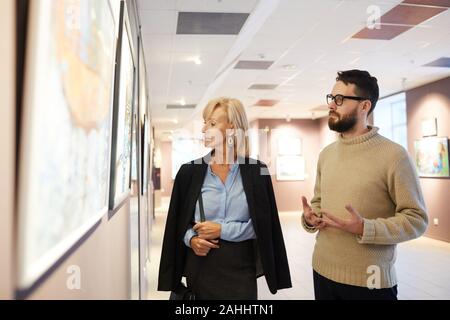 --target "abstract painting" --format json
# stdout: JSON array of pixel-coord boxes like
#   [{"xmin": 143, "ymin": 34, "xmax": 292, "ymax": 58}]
[
  {"xmin": 17, "ymin": 0, "xmax": 116, "ymax": 289},
  {"xmin": 414, "ymin": 137, "xmax": 449, "ymax": 178}
]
